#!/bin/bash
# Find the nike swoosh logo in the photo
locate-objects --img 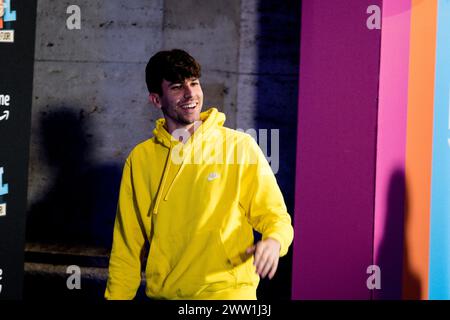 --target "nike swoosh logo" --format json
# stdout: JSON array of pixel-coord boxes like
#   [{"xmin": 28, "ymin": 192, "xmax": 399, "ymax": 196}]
[{"xmin": 207, "ymin": 172, "xmax": 220, "ymax": 181}]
